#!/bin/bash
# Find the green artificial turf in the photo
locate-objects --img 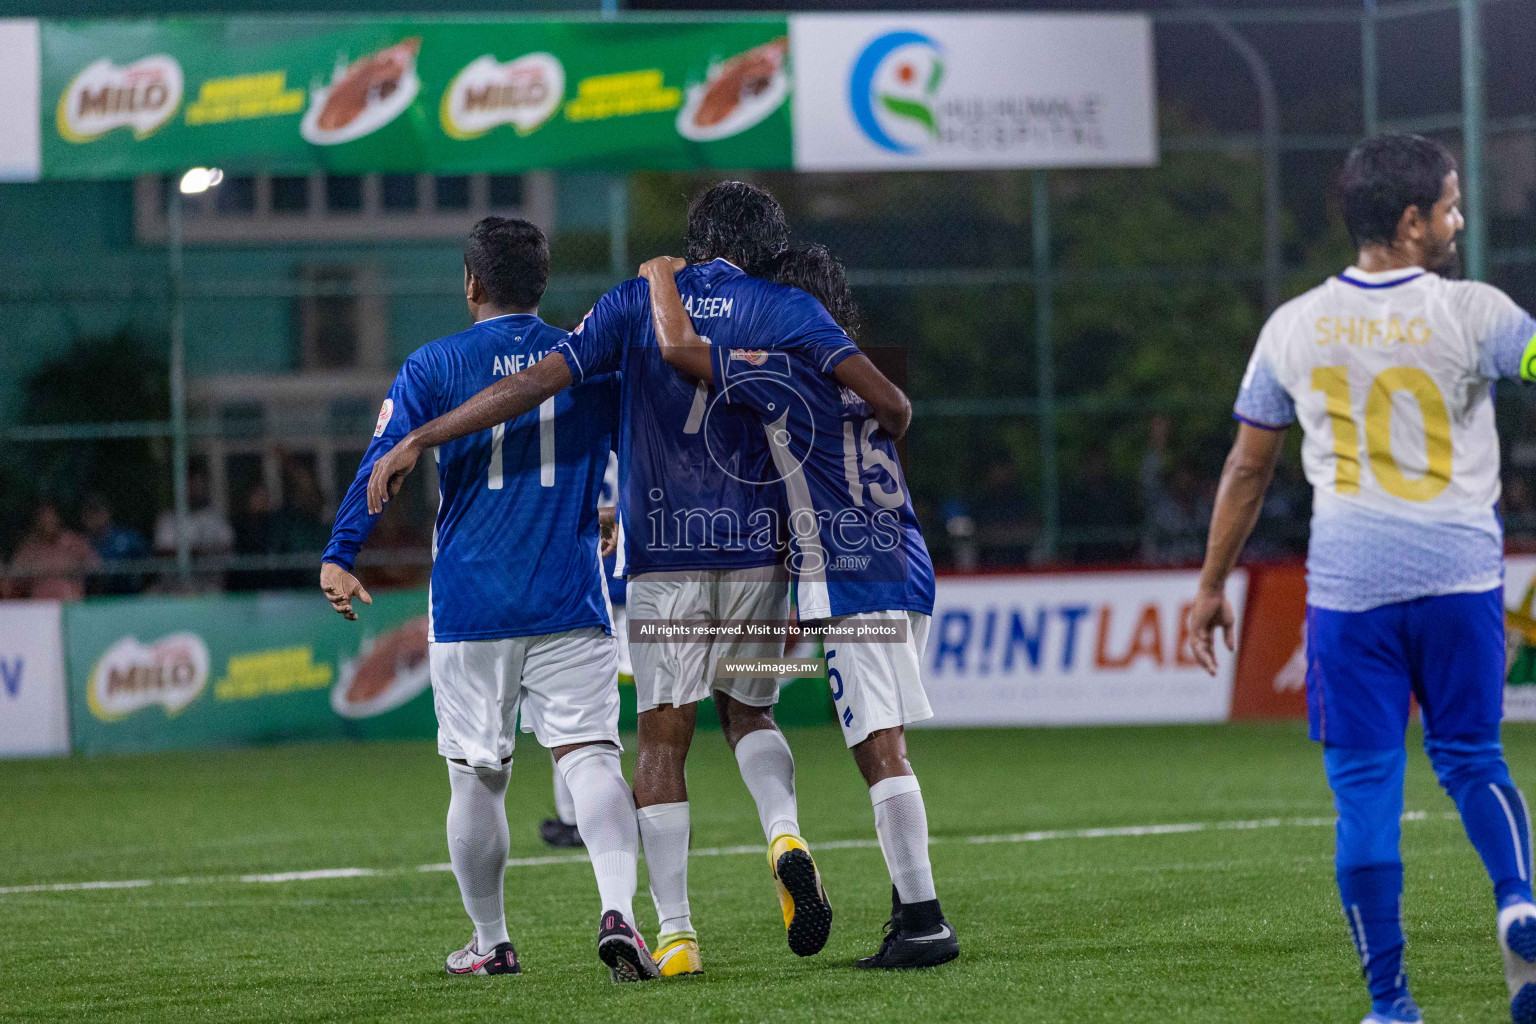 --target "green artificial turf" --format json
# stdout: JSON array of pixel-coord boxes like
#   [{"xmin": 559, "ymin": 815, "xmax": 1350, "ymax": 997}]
[{"xmin": 0, "ymin": 723, "xmax": 1527, "ymax": 1023}]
